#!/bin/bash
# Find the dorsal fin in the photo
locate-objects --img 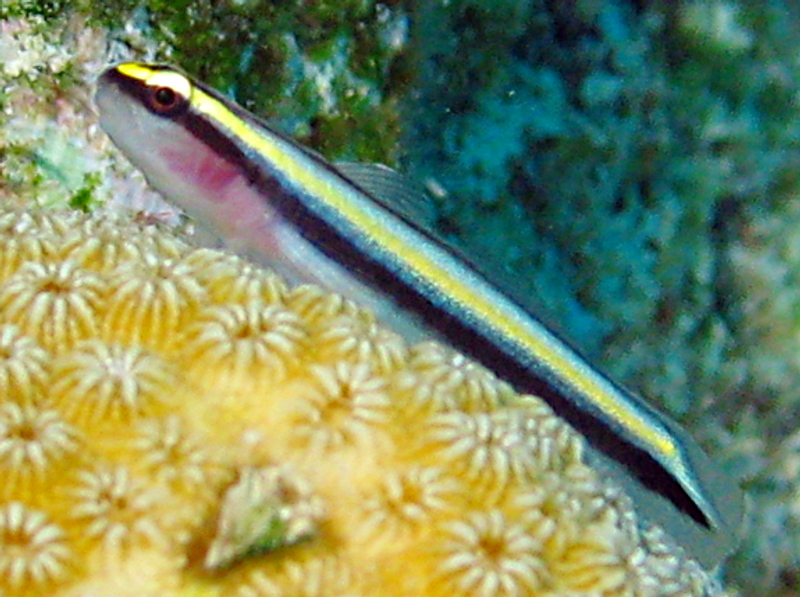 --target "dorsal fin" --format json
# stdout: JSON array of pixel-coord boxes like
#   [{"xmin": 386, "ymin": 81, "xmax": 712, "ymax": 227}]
[
  {"xmin": 335, "ymin": 162, "xmax": 436, "ymax": 231},
  {"xmin": 336, "ymin": 161, "xmax": 585, "ymax": 344}
]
